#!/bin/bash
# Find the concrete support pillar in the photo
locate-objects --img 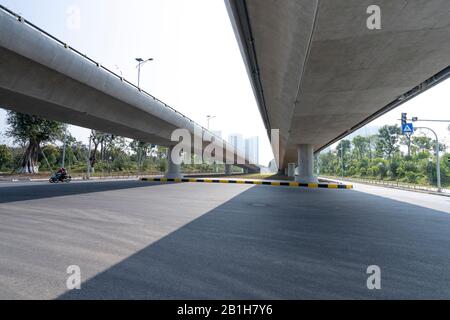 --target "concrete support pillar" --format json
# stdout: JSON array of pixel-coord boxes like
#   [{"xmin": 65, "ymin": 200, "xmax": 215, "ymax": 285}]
[
  {"xmin": 225, "ymin": 164, "xmax": 232, "ymax": 175},
  {"xmin": 295, "ymin": 144, "xmax": 318, "ymax": 183},
  {"xmin": 288, "ymin": 163, "xmax": 296, "ymax": 177},
  {"xmin": 165, "ymin": 146, "xmax": 183, "ymax": 179}
]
